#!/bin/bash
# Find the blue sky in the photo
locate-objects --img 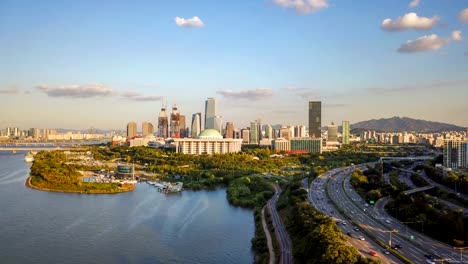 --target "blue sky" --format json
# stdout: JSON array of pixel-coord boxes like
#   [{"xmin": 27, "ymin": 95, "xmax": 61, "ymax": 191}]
[{"xmin": 1, "ymin": 0, "xmax": 467, "ymax": 130}]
